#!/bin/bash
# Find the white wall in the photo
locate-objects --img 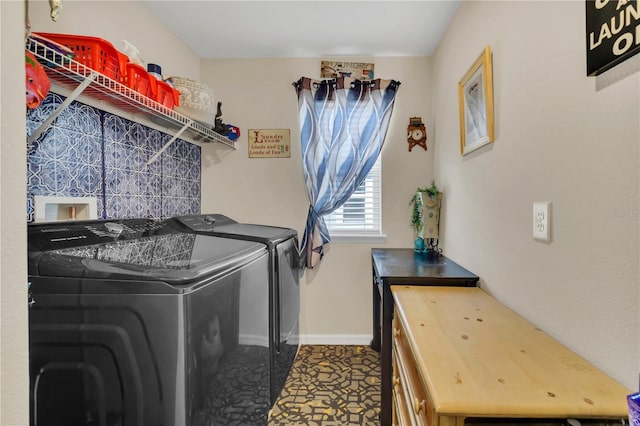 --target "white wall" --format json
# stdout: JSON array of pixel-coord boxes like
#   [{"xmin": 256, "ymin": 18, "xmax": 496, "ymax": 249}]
[
  {"xmin": 28, "ymin": 0, "xmax": 200, "ymax": 80},
  {"xmin": 432, "ymin": 1, "xmax": 639, "ymax": 390},
  {"xmin": 1, "ymin": 1, "xmax": 29, "ymax": 424},
  {"xmin": 199, "ymin": 56, "xmax": 435, "ymax": 342},
  {"xmin": 1, "ymin": 2, "xmax": 200, "ymax": 423},
  {"xmin": 5, "ymin": 3, "xmax": 637, "ymax": 423}
]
